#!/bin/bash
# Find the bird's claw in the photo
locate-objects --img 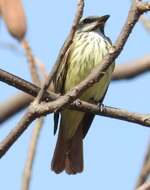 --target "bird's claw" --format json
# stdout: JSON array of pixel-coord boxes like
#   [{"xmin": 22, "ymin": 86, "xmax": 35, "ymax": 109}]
[
  {"xmin": 97, "ymin": 103, "xmax": 104, "ymax": 112},
  {"xmin": 73, "ymin": 99, "xmax": 82, "ymax": 106}
]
